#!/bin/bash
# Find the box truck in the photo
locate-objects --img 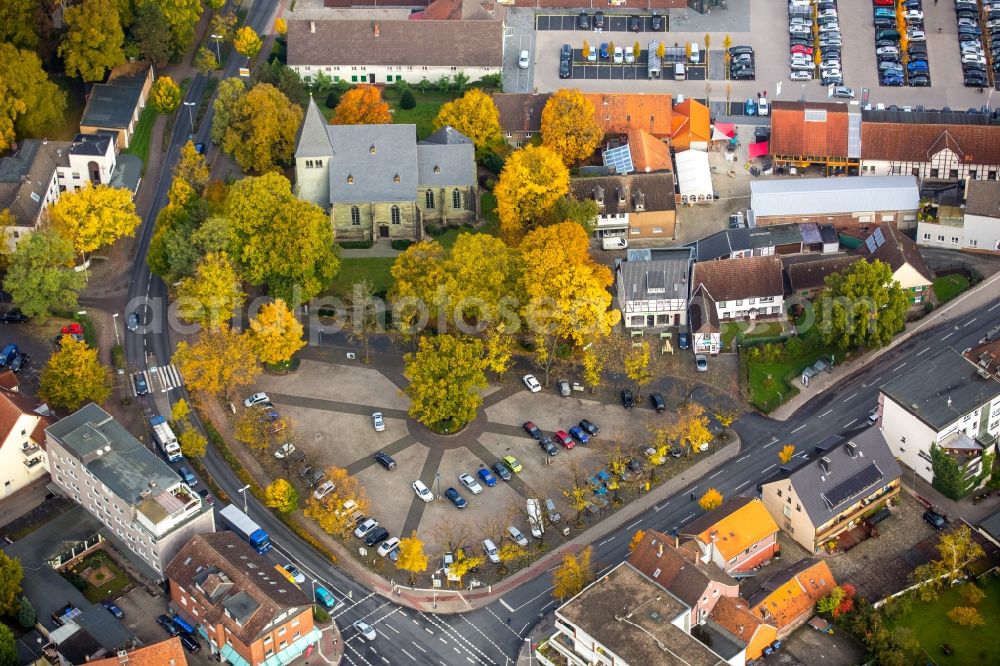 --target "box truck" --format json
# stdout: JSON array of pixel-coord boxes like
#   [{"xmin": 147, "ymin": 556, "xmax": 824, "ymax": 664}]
[
  {"xmin": 150, "ymin": 415, "xmax": 182, "ymax": 462},
  {"xmin": 219, "ymin": 504, "xmax": 272, "ymax": 554}
]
